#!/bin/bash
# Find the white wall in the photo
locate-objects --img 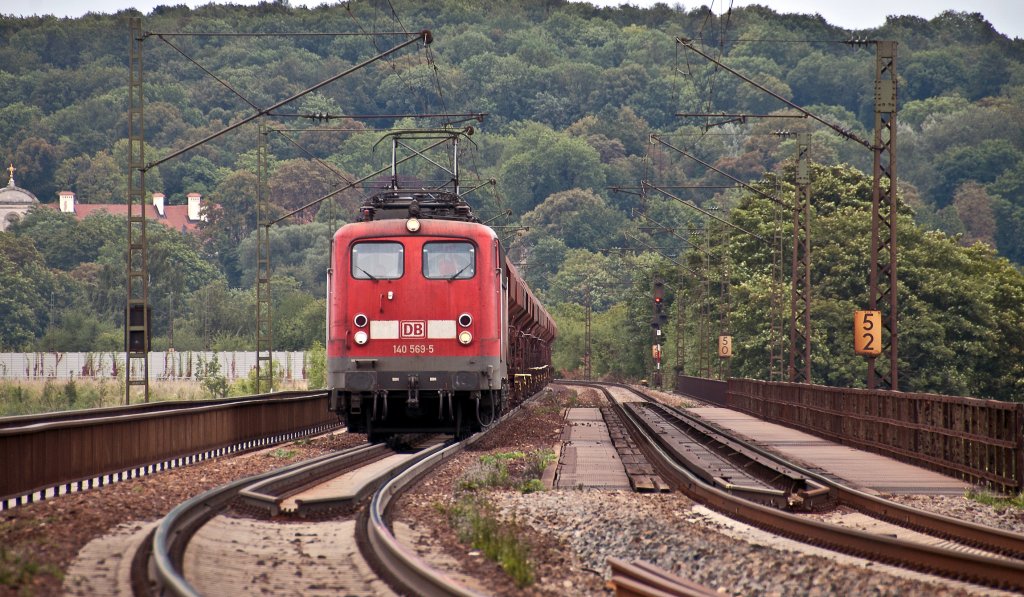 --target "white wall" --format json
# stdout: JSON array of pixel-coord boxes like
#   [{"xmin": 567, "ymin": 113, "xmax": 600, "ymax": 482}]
[{"xmin": 0, "ymin": 351, "xmax": 309, "ymax": 381}]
